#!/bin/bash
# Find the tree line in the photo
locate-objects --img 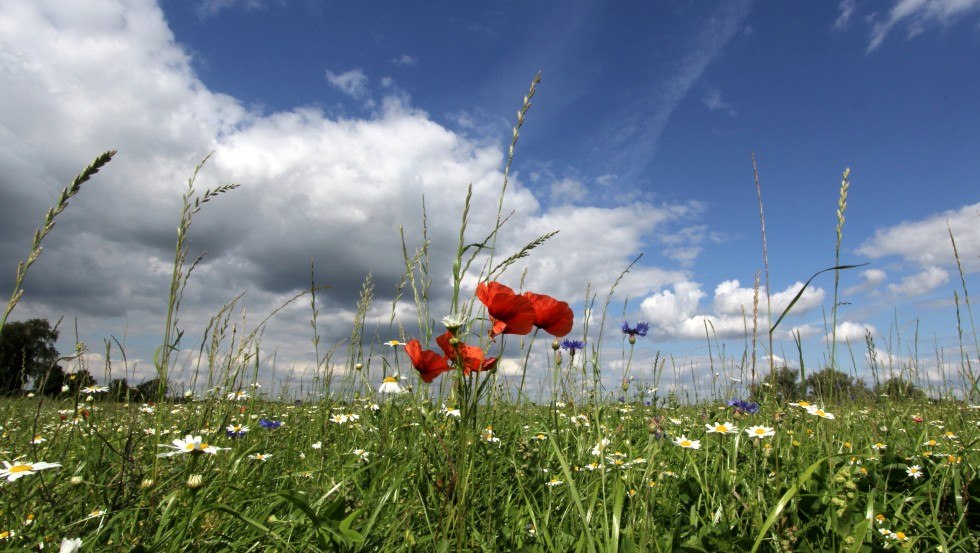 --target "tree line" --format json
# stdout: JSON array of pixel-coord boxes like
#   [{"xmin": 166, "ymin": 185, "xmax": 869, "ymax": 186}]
[{"xmin": 0, "ymin": 318, "xmax": 167, "ymax": 401}]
